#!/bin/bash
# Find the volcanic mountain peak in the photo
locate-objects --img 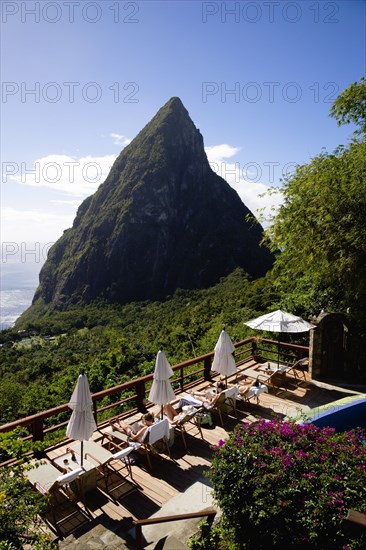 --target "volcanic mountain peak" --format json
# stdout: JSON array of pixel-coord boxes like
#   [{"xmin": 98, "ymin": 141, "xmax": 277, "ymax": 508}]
[{"xmin": 32, "ymin": 97, "xmax": 274, "ymax": 309}]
